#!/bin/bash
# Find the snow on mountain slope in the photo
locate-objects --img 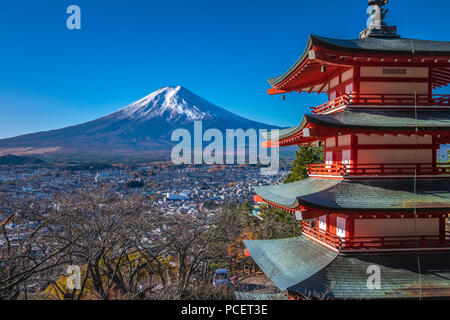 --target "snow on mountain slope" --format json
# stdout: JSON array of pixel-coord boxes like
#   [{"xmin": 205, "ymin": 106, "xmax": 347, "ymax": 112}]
[
  {"xmin": 114, "ymin": 86, "xmax": 247, "ymax": 123},
  {"xmin": 0, "ymin": 86, "xmax": 278, "ymax": 157}
]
